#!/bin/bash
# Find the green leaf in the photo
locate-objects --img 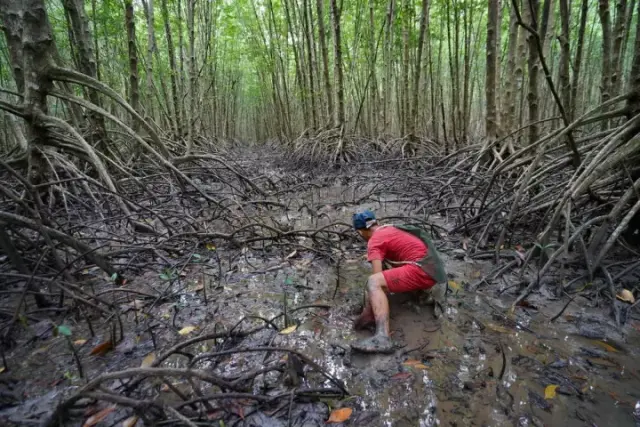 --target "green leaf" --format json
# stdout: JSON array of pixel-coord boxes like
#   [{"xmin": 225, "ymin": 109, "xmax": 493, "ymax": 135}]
[
  {"xmin": 110, "ymin": 273, "xmax": 118, "ymax": 281},
  {"xmin": 159, "ymin": 273, "xmax": 170, "ymax": 280},
  {"xmin": 192, "ymin": 253, "xmax": 201, "ymax": 260},
  {"xmin": 57, "ymin": 325, "xmax": 72, "ymax": 336},
  {"xmin": 284, "ymin": 277, "xmax": 294, "ymax": 286}
]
